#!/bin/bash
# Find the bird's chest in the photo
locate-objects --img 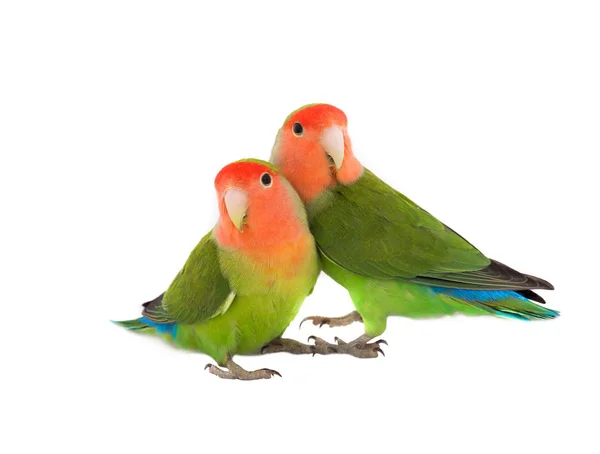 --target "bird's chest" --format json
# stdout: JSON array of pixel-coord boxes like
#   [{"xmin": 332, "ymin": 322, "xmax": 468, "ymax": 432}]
[{"xmin": 219, "ymin": 237, "xmax": 317, "ymax": 297}]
